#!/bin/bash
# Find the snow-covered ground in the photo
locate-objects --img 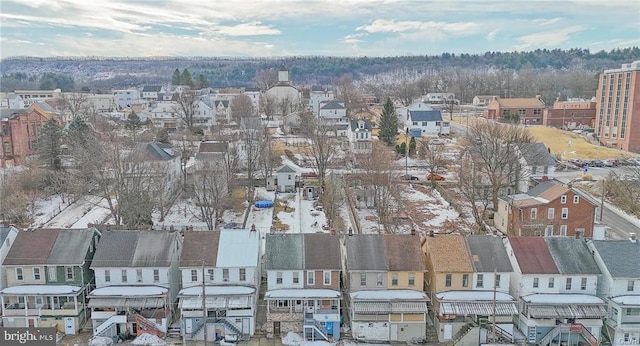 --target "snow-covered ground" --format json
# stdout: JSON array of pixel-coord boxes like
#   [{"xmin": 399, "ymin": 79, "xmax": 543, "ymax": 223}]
[
  {"xmin": 152, "ymin": 198, "xmax": 209, "ymax": 230},
  {"xmin": 401, "ymin": 184, "xmax": 468, "ymax": 235},
  {"xmin": 247, "ymin": 188, "xmax": 276, "ymax": 254},
  {"xmin": 43, "ymin": 196, "xmax": 112, "ymax": 229},
  {"xmin": 32, "ymin": 195, "xmax": 68, "ymax": 227}
]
